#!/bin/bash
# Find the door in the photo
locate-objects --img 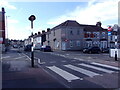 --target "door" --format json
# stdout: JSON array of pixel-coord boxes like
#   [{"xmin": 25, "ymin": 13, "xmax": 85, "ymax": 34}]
[{"xmin": 62, "ymin": 42, "xmax": 66, "ymax": 50}]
